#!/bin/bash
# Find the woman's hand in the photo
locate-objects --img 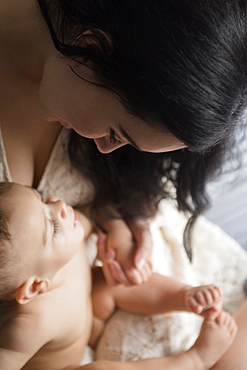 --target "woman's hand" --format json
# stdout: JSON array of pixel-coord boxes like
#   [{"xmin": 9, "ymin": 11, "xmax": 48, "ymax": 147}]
[{"xmin": 97, "ymin": 218, "xmax": 153, "ymax": 286}]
